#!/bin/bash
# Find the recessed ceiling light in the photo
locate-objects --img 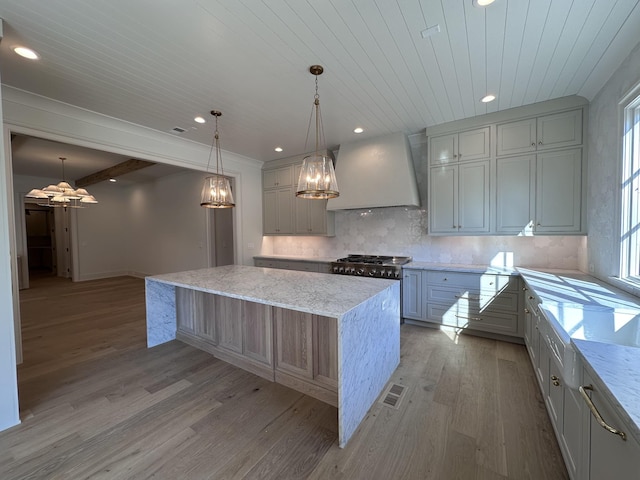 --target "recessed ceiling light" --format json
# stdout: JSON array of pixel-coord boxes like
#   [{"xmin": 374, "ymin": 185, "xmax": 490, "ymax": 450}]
[
  {"xmin": 194, "ymin": 116, "xmax": 206, "ymax": 124},
  {"xmin": 353, "ymin": 127, "xmax": 364, "ymax": 134},
  {"xmin": 109, "ymin": 178, "xmax": 117, "ymax": 183},
  {"xmin": 481, "ymin": 94, "xmax": 496, "ymax": 103},
  {"xmin": 13, "ymin": 46, "xmax": 39, "ymax": 60},
  {"xmin": 274, "ymin": 147, "xmax": 283, "ymax": 152},
  {"xmin": 472, "ymin": 0, "xmax": 495, "ymax": 6}
]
